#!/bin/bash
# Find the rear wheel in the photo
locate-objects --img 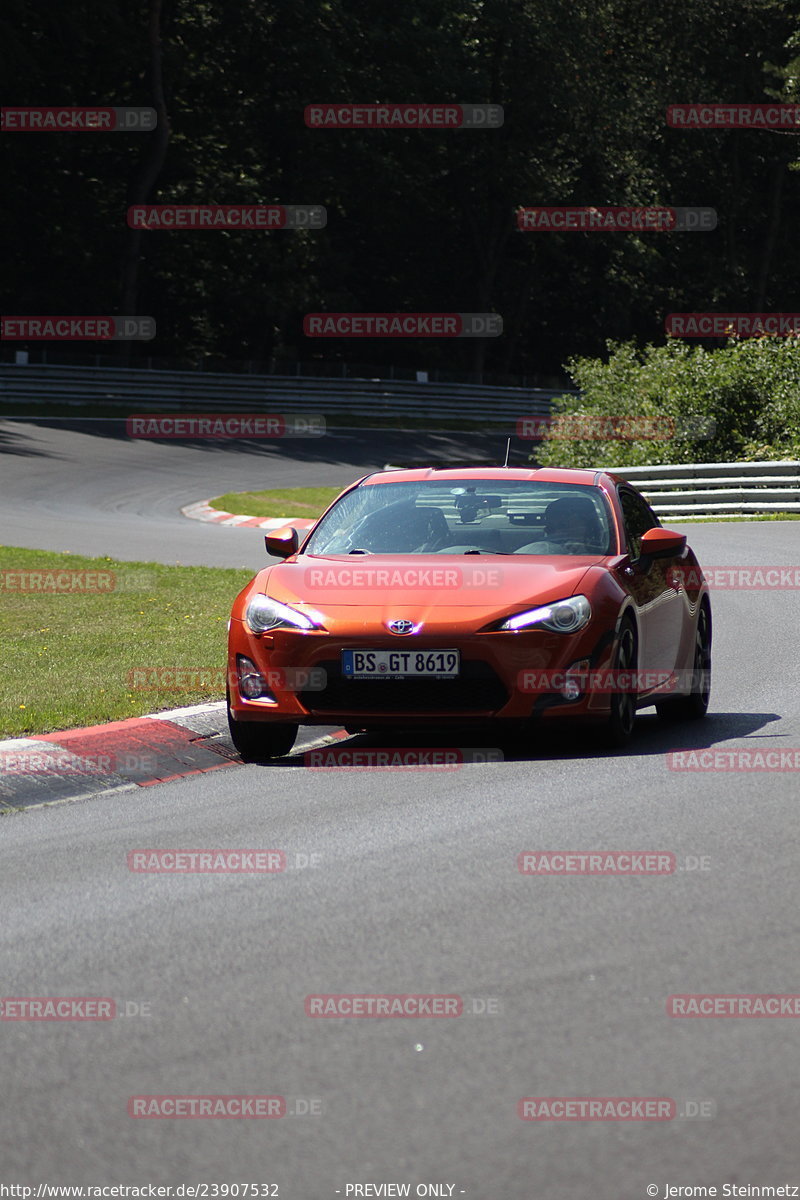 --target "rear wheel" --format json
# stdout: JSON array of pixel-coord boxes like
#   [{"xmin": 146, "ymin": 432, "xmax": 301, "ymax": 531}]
[
  {"xmin": 656, "ymin": 603, "xmax": 711, "ymax": 722},
  {"xmin": 226, "ymin": 690, "xmax": 298, "ymax": 762},
  {"xmin": 602, "ymin": 617, "xmax": 638, "ymax": 748}
]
